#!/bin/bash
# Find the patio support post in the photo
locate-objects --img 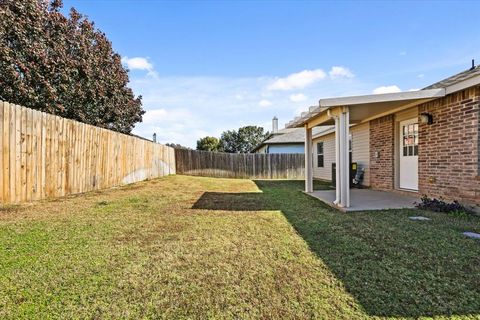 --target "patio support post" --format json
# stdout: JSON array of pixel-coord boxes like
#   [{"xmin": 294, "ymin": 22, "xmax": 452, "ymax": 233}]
[
  {"xmin": 338, "ymin": 111, "xmax": 346, "ymax": 207},
  {"xmin": 338, "ymin": 107, "xmax": 350, "ymax": 208},
  {"xmin": 333, "ymin": 115, "xmax": 341, "ymax": 205},
  {"xmin": 304, "ymin": 124, "xmax": 313, "ymax": 193},
  {"xmin": 342, "ymin": 107, "xmax": 350, "ymax": 207}
]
